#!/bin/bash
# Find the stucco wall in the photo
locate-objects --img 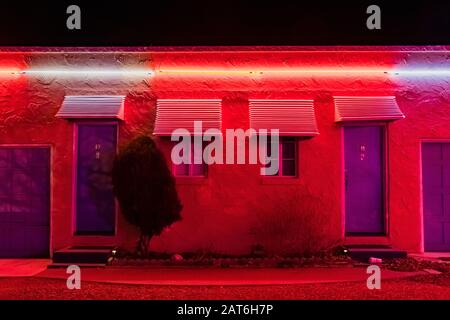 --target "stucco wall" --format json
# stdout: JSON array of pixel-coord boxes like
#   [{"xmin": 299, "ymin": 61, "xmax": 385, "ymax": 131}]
[{"xmin": 0, "ymin": 48, "xmax": 449, "ymax": 254}]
